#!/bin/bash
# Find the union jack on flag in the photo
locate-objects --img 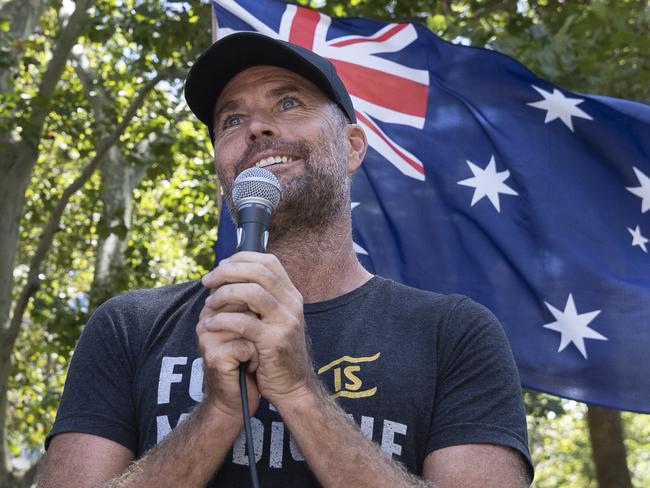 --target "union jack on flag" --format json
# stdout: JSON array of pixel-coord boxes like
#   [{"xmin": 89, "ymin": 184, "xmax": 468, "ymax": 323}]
[
  {"xmin": 215, "ymin": 0, "xmax": 429, "ymax": 181},
  {"xmin": 212, "ymin": 0, "xmax": 650, "ymax": 413}
]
